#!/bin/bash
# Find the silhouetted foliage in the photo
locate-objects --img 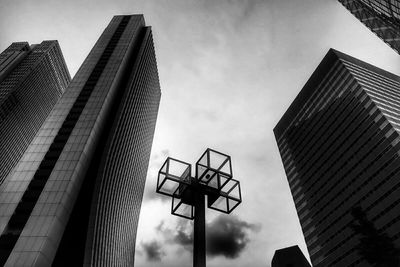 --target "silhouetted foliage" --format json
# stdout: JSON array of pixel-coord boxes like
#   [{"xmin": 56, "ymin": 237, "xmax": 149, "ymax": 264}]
[{"xmin": 350, "ymin": 206, "xmax": 400, "ymax": 267}]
